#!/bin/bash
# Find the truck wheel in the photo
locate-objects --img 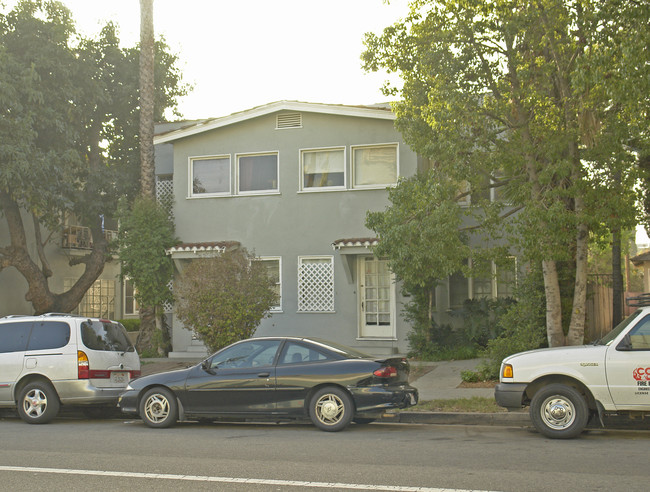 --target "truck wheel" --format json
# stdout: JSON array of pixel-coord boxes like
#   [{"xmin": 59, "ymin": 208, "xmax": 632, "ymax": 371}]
[{"xmin": 530, "ymin": 384, "xmax": 588, "ymax": 439}]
